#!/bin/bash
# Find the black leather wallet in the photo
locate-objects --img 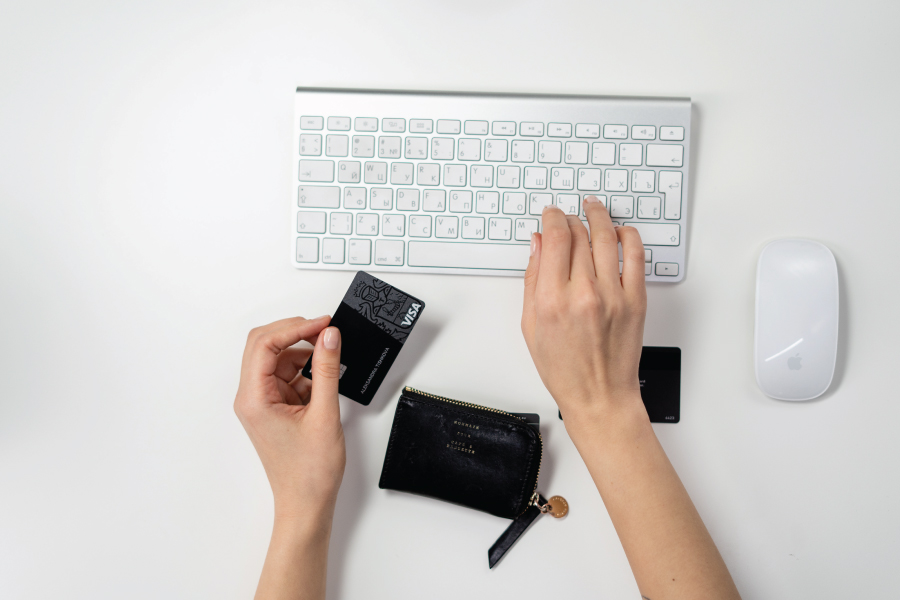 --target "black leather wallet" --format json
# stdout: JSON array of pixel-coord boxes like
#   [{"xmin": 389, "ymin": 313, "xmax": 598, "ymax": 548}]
[
  {"xmin": 379, "ymin": 387, "xmax": 564, "ymax": 567},
  {"xmin": 379, "ymin": 387, "xmax": 542, "ymax": 519}
]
